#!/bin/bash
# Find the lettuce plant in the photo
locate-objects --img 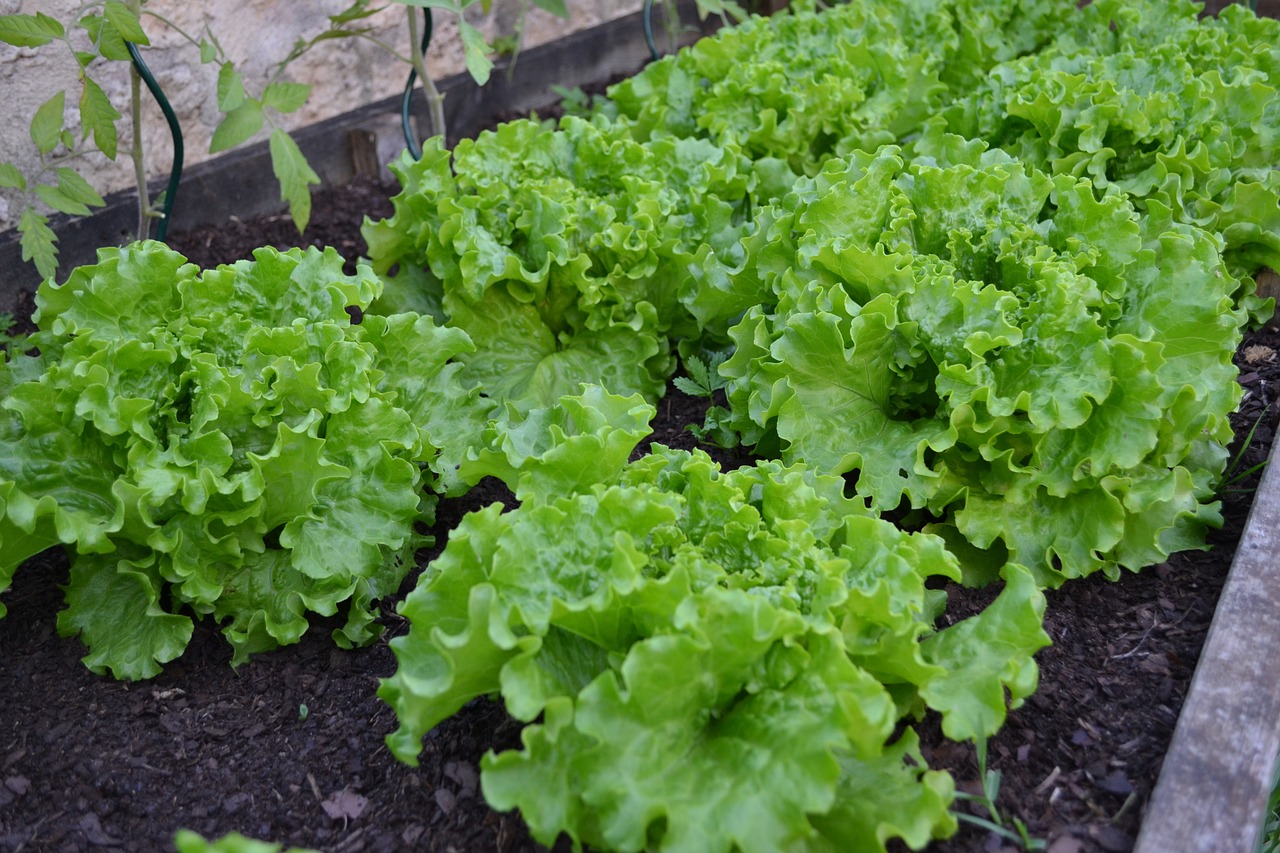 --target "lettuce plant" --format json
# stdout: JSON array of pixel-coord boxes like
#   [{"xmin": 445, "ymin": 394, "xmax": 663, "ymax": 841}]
[
  {"xmin": 699, "ymin": 137, "xmax": 1243, "ymax": 585},
  {"xmin": 0, "ymin": 241, "xmax": 485, "ymax": 677},
  {"xmin": 935, "ymin": 0, "xmax": 1280, "ymax": 318},
  {"xmin": 381, "ymin": 436, "xmax": 1048, "ymax": 852},
  {"xmin": 601, "ymin": 0, "xmax": 1077, "ymax": 187},
  {"xmin": 361, "ymin": 115, "xmax": 755, "ymax": 411},
  {"xmin": 602, "ymin": 0, "xmax": 1278, "ymax": 319}
]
